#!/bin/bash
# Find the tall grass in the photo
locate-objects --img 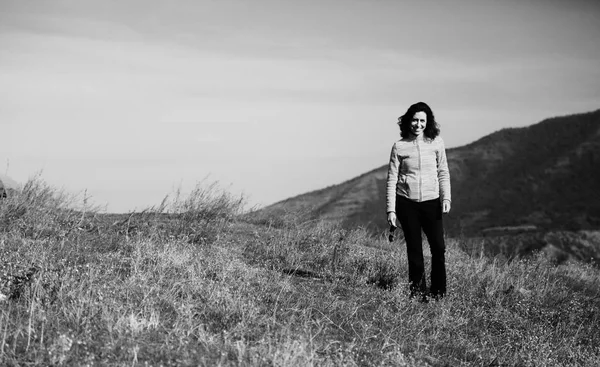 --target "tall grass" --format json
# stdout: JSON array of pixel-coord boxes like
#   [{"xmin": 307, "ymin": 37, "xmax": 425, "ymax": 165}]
[{"xmin": 1, "ymin": 177, "xmax": 599, "ymax": 366}]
